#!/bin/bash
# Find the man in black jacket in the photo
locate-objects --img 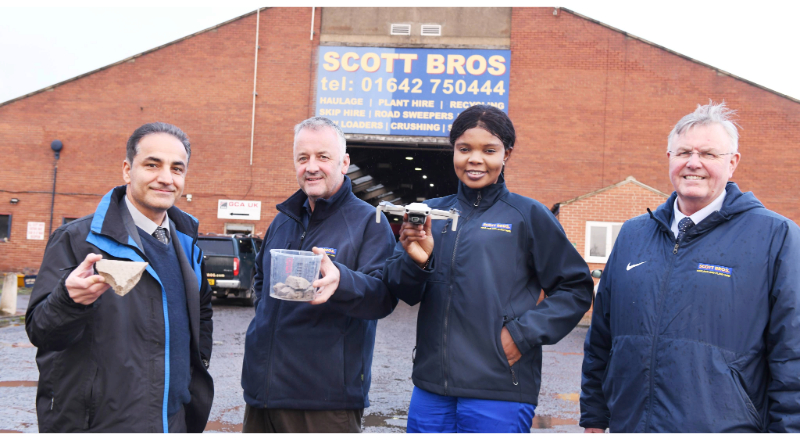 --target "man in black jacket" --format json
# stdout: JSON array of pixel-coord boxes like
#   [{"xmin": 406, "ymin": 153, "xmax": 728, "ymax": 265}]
[
  {"xmin": 26, "ymin": 122, "xmax": 214, "ymax": 433},
  {"xmin": 240, "ymin": 117, "xmax": 397, "ymax": 433}
]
